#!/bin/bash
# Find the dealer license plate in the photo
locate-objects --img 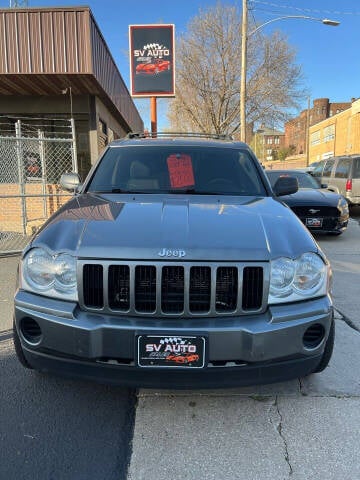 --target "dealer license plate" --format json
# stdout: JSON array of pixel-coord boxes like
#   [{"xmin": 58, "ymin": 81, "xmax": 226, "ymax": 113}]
[
  {"xmin": 137, "ymin": 335, "xmax": 206, "ymax": 368},
  {"xmin": 306, "ymin": 217, "xmax": 323, "ymax": 227}
]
